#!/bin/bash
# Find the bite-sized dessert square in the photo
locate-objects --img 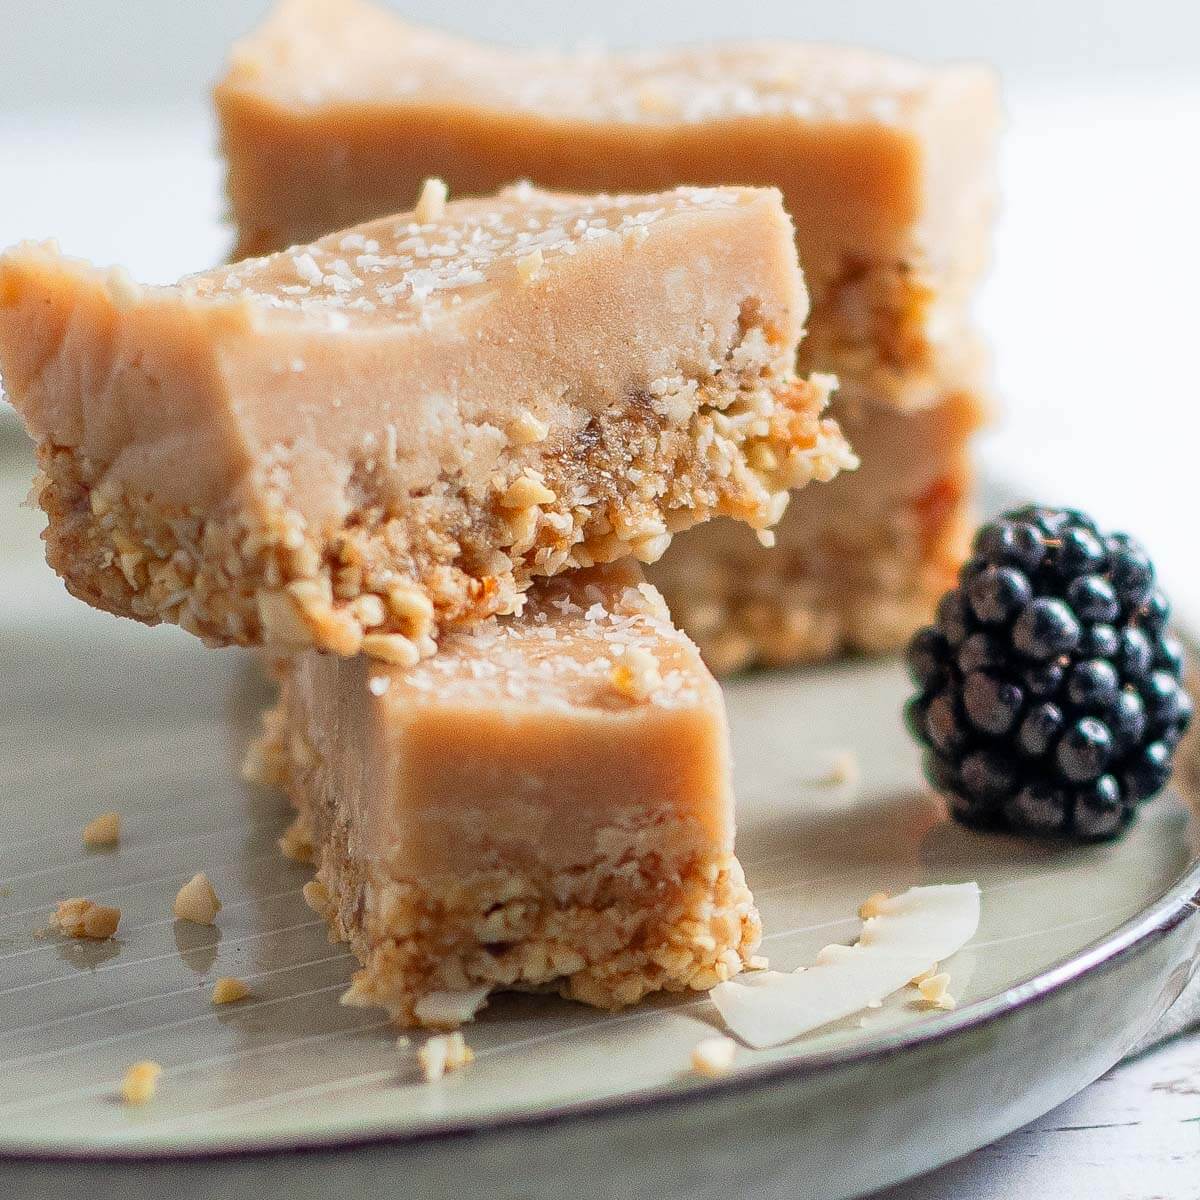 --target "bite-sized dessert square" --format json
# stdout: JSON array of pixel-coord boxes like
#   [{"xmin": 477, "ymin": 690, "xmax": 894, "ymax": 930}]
[
  {"xmin": 253, "ymin": 562, "xmax": 761, "ymax": 1026},
  {"xmin": 216, "ymin": 0, "xmax": 999, "ymax": 410},
  {"xmin": 0, "ymin": 184, "xmax": 852, "ymax": 659}
]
